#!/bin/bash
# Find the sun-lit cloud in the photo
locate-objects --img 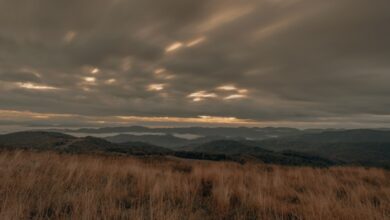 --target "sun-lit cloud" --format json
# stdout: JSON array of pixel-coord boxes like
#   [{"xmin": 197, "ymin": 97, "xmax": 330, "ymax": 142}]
[
  {"xmin": 0, "ymin": 109, "xmax": 74, "ymax": 119},
  {"xmin": 224, "ymin": 94, "xmax": 247, "ymax": 100},
  {"xmin": 63, "ymin": 31, "xmax": 77, "ymax": 43},
  {"xmin": 81, "ymin": 87, "xmax": 92, "ymax": 92},
  {"xmin": 153, "ymin": 68, "xmax": 175, "ymax": 80},
  {"xmin": 17, "ymin": 82, "xmax": 59, "ymax": 90},
  {"xmin": 165, "ymin": 37, "xmax": 205, "ymax": 53},
  {"xmin": 84, "ymin": 77, "xmax": 96, "ymax": 83},
  {"xmin": 116, "ymin": 115, "xmax": 257, "ymax": 125},
  {"xmin": 81, "ymin": 66, "xmax": 101, "ymax": 75},
  {"xmin": 91, "ymin": 68, "xmax": 100, "ymax": 74},
  {"xmin": 165, "ymin": 42, "xmax": 183, "ymax": 53},
  {"xmin": 217, "ymin": 85, "xmax": 238, "ymax": 91},
  {"xmin": 188, "ymin": 86, "xmax": 249, "ymax": 101},
  {"xmin": 105, "ymin": 78, "xmax": 116, "ymax": 84},
  {"xmin": 216, "ymin": 85, "xmax": 249, "ymax": 100},
  {"xmin": 186, "ymin": 36, "xmax": 206, "ymax": 47},
  {"xmin": 197, "ymin": 5, "xmax": 253, "ymax": 32},
  {"xmin": 253, "ymin": 13, "xmax": 304, "ymax": 41},
  {"xmin": 238, "ymin": 89, "xmax": 248, "ymax": 94},
  {"xmin": 19, "ymin": 68, "xmax": 42, "ymax": 78},
  {"xmin": 188, "ymin": 91, "xmax": 218, "ymax": 102},
  {"xmin": 154, "ymin": 68, "xmax": 166, "ymax": 75},
  {"xmin": 147, "ymin": 84, "xmax": 165, "ymax": 91},
  {"xmin": 0, "ymin": 109, "xmax": 260, "ymax": 128},
  {"xmin": 163, "ymin": 75, "xmax": 175, "ymax": 80}
]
